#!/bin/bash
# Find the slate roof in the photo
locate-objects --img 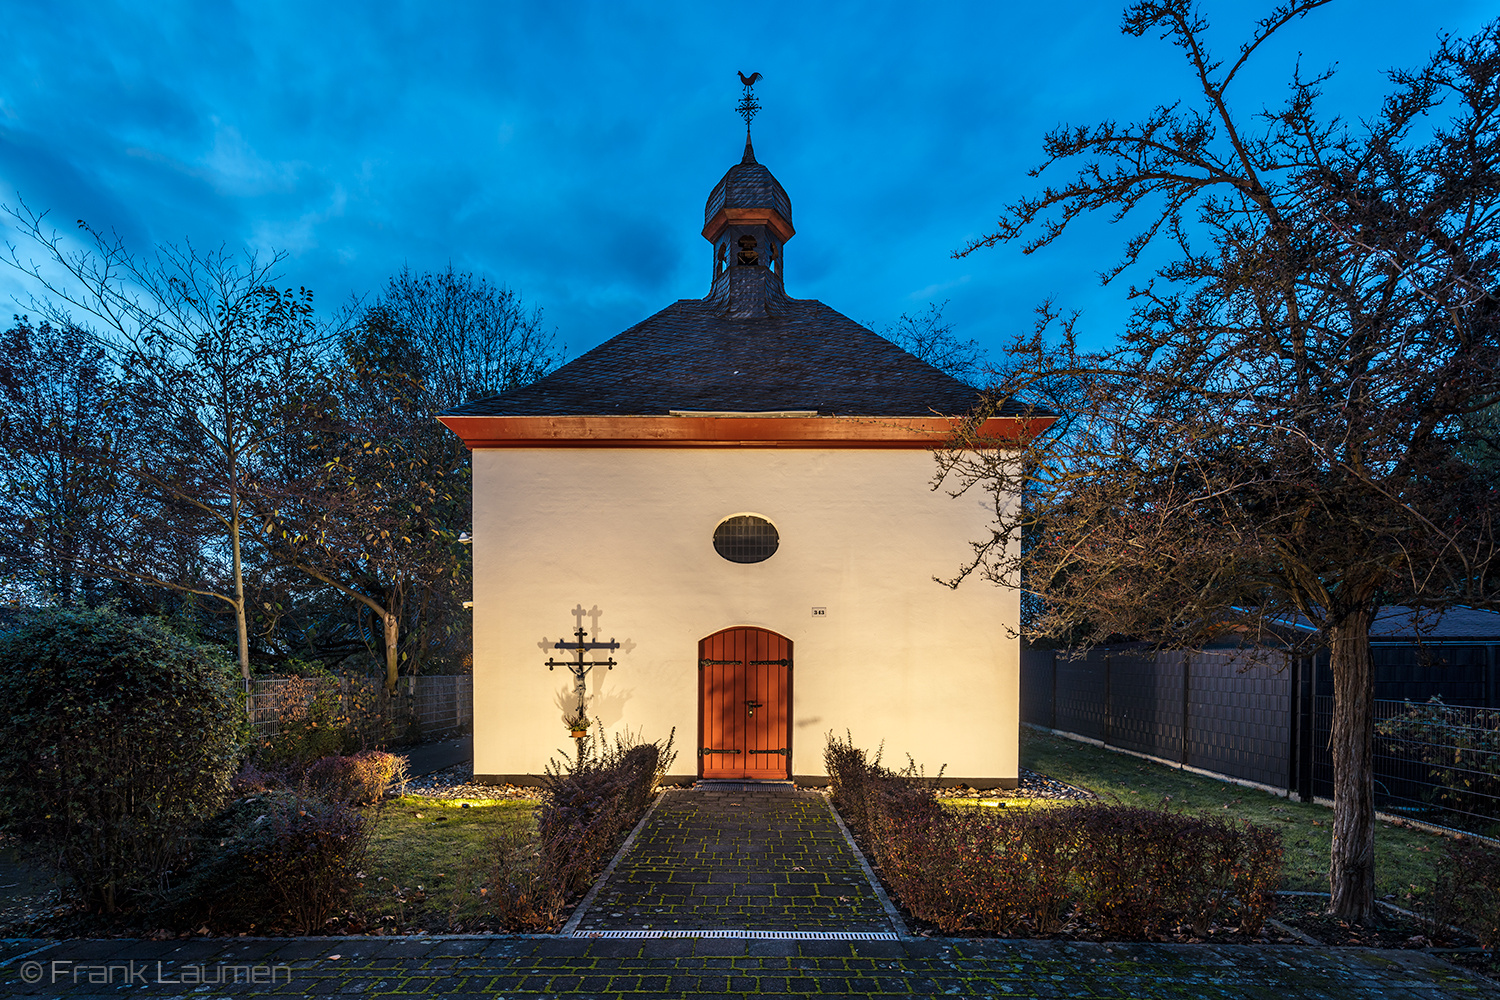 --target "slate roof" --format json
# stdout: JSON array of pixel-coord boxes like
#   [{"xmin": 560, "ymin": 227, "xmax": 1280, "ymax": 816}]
[
  {"xmin": 705, "ymin": 136, "xmax": 793, "ymax": 229},
  {"xmin": 444, "ymin": 295, "xmax": 1017, "ymax": 418}
]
